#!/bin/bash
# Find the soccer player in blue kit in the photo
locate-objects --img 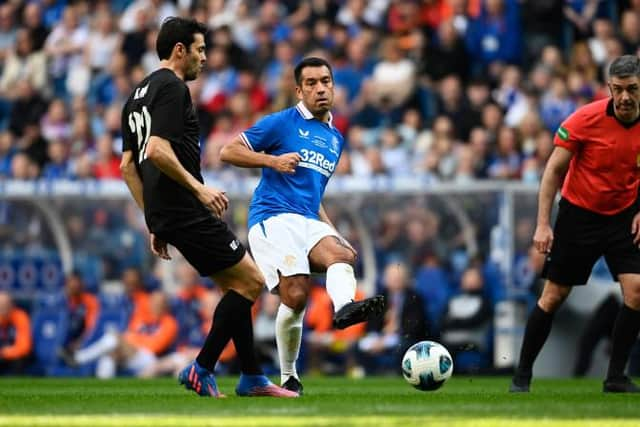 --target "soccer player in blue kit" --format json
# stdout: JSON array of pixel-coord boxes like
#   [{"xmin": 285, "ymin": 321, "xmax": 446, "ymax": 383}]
[{"xmin": 221, "ymin": 57, "xmax": 385, "ymax": 394}]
